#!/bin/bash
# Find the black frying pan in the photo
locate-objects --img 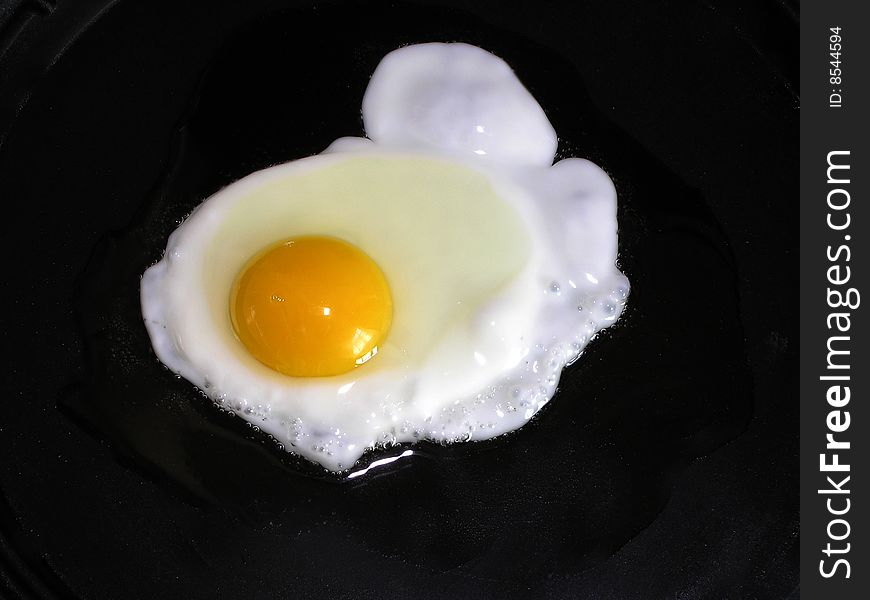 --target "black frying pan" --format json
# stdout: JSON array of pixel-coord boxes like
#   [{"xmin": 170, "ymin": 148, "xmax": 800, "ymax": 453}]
[{"xmin": 0, "ymin": 1, "xmax": 798, "ymax": 598}]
